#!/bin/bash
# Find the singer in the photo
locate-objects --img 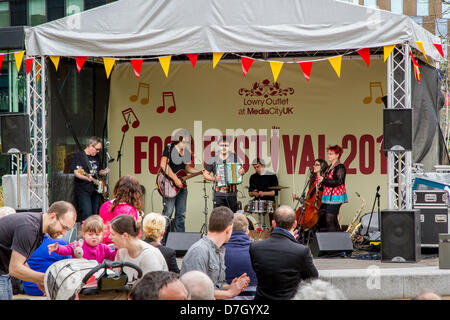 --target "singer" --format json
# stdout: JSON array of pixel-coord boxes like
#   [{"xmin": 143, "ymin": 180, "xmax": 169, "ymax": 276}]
[{"xmin": 317, "ymin": 145, "xmax": 348, "ymax": 232}]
